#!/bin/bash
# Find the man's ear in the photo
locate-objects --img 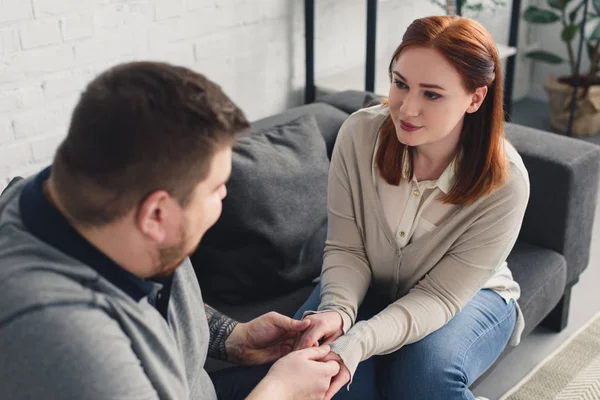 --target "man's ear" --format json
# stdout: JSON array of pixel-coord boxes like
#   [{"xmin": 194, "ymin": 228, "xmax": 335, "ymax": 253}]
[
  {"xmin": 466, "ymin": 86, "xmax": 488, "ymax": 114},
  {"xmin": 136, "ymin": 190, "xmax": 171, "ymax": 243}
]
